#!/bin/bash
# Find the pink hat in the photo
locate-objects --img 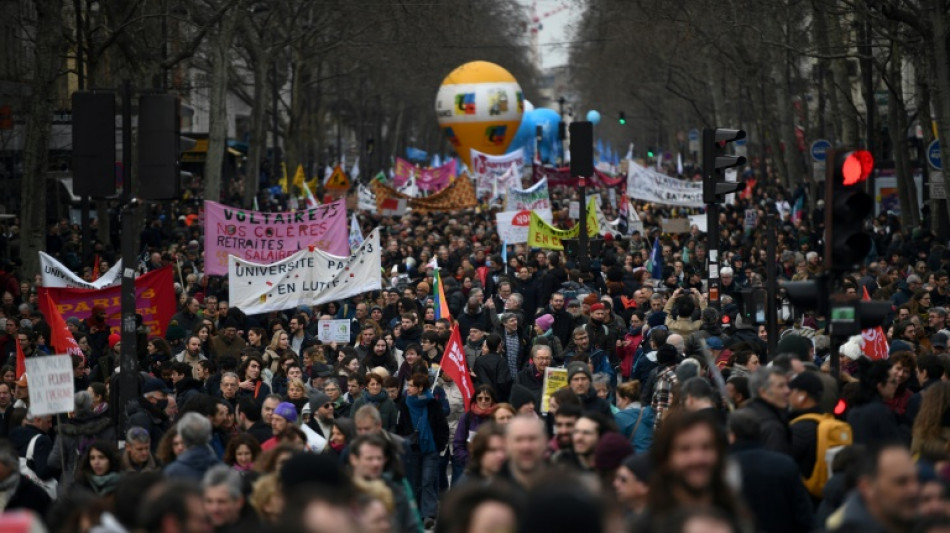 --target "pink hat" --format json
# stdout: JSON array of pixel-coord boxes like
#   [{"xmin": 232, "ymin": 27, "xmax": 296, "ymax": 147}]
[{"xmin": 535, "ymin": 314, "xmax": 555, "ymax": 332}]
